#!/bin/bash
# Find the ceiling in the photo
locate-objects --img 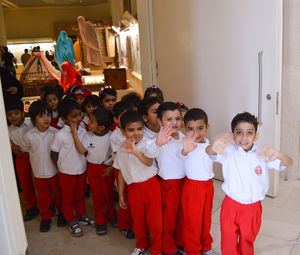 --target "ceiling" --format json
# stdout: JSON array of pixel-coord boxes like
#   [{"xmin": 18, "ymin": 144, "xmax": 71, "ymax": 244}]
[{"xmin": 1, "ymin": 0, "xmax": 108, "ymax": 8}]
